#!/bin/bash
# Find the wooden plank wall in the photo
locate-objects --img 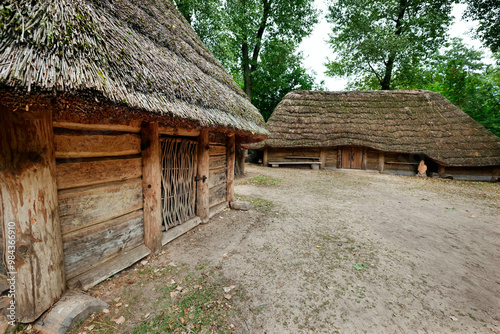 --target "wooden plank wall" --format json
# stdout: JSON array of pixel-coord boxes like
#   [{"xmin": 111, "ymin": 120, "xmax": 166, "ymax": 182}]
[
  {"xmin": 268, "ymin": 147, "xmax": 321, "ymax": 163},
  {"xmin": 53, "ymin": 127, "xmax": 145, "ymax": 284},
  {"xmin": 209, "ymin": 132, "xmax": 227, "ymax": 208},
  {"xmin": 383, "ymin": 152, "xmax": 417, "ymax": 172}
]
